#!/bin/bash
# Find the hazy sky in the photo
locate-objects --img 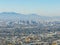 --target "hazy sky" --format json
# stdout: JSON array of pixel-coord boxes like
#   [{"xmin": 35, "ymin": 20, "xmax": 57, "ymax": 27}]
[{"xmin": 0, "ymin": 0, "xmax": 60, "ymax": 16}]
